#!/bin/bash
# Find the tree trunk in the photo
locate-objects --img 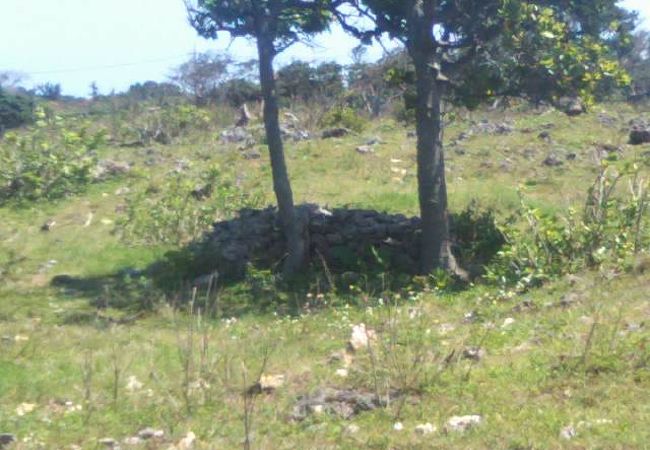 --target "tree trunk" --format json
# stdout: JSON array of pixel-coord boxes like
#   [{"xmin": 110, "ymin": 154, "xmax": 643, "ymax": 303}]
[
  {"xmin": 410, "ymin": 52, "xmax": 458, "ymax": 275},
  {"xmin": 256, "ymin": 36, "xmax": 306, "ymax": 276}
]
